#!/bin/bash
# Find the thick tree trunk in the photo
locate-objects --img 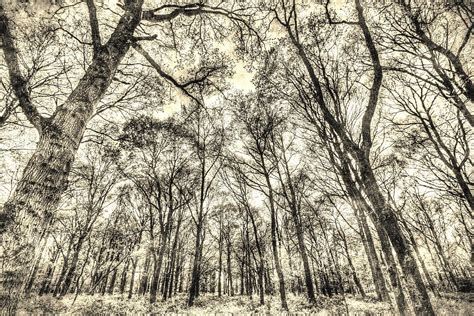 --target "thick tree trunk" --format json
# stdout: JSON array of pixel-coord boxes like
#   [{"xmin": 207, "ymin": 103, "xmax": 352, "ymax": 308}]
[
  {"xmin": 24, "ymin": 231, "xmax": 49, "ymax": 294},
  {"xmin": 0, "ymin": 2, "xmax": 143, "ymax": 310}
]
